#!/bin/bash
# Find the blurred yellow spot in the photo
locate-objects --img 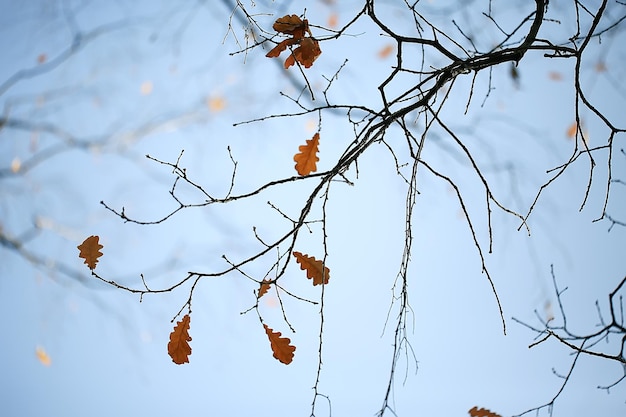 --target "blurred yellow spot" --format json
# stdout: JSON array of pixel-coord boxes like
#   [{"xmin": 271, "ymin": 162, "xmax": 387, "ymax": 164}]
[
  {"xmin": 140, "ymin": 81, "xmax": 153, "ymax": 95},
  {"xmin": 377, "ymin": 44, "xmax": 395, "ymax": 59},
  {"xmin": 36, "ymin": 346, "xmax": 52, "ymax": 366},
  {"xmin": 207, "ymin": 96, "xmax": 226, "ymax": 113},
  {"xmin": 11, "ymin": 157, "xmax": 21, "ymax": 173}
]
